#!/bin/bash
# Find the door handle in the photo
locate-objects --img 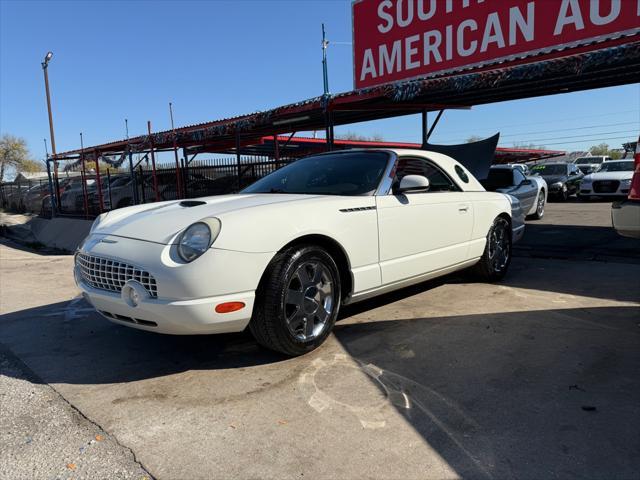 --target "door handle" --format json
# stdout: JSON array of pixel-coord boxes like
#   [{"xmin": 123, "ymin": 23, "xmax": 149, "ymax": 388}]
[{"xmin": 458, "ymin": 205, "xmax": 469, "ymax": 213}]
